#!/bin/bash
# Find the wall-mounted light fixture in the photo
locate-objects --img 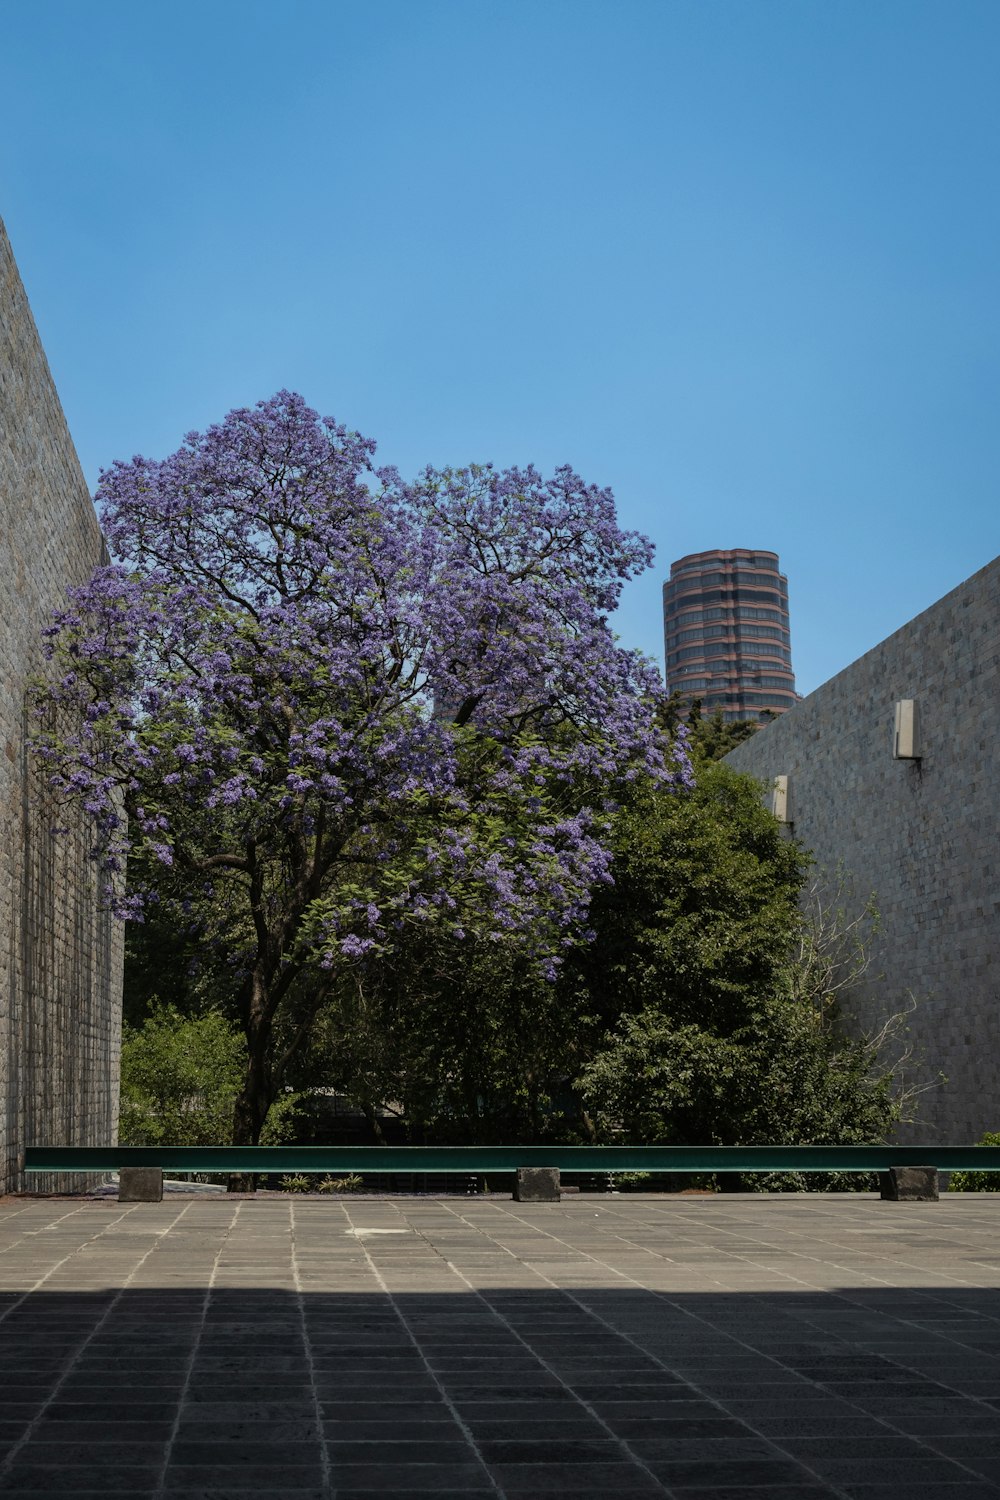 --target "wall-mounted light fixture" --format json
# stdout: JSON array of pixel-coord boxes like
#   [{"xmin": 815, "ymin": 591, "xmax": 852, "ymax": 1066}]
[
  {"xmin": 772, "ymin": 774, "xmax": 791, "ymax": 826},
  {"xmin": 893, "ymin": 700, "xmax": 920, "ymax": 760}
]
